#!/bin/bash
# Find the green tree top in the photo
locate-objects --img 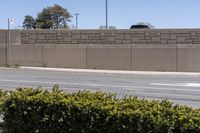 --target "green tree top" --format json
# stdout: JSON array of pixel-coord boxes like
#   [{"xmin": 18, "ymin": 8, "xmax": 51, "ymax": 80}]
[
  {"xmin": 37, "ymin": 4, "xmax": 72, "ymax": 29},
  {"xmin": 23, "ymin": 15, "xmax": 36, "ymax": 29},
  {"xmin": 22, "ymin": 4, "xmax": 72, "ymax": 29}
]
